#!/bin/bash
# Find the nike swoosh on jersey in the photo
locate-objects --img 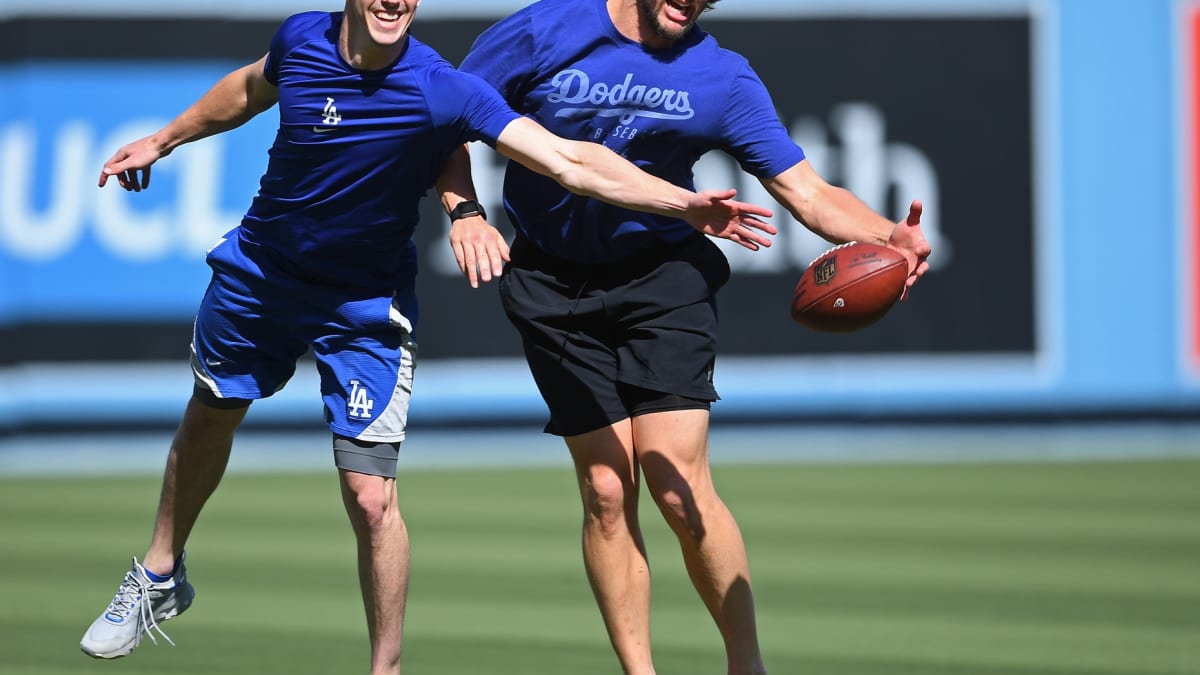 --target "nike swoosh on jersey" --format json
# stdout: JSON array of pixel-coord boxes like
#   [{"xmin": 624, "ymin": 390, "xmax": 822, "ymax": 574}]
[{"xmin": 313, "ymin": 126, "xmax": 337, "ymax": 133}]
